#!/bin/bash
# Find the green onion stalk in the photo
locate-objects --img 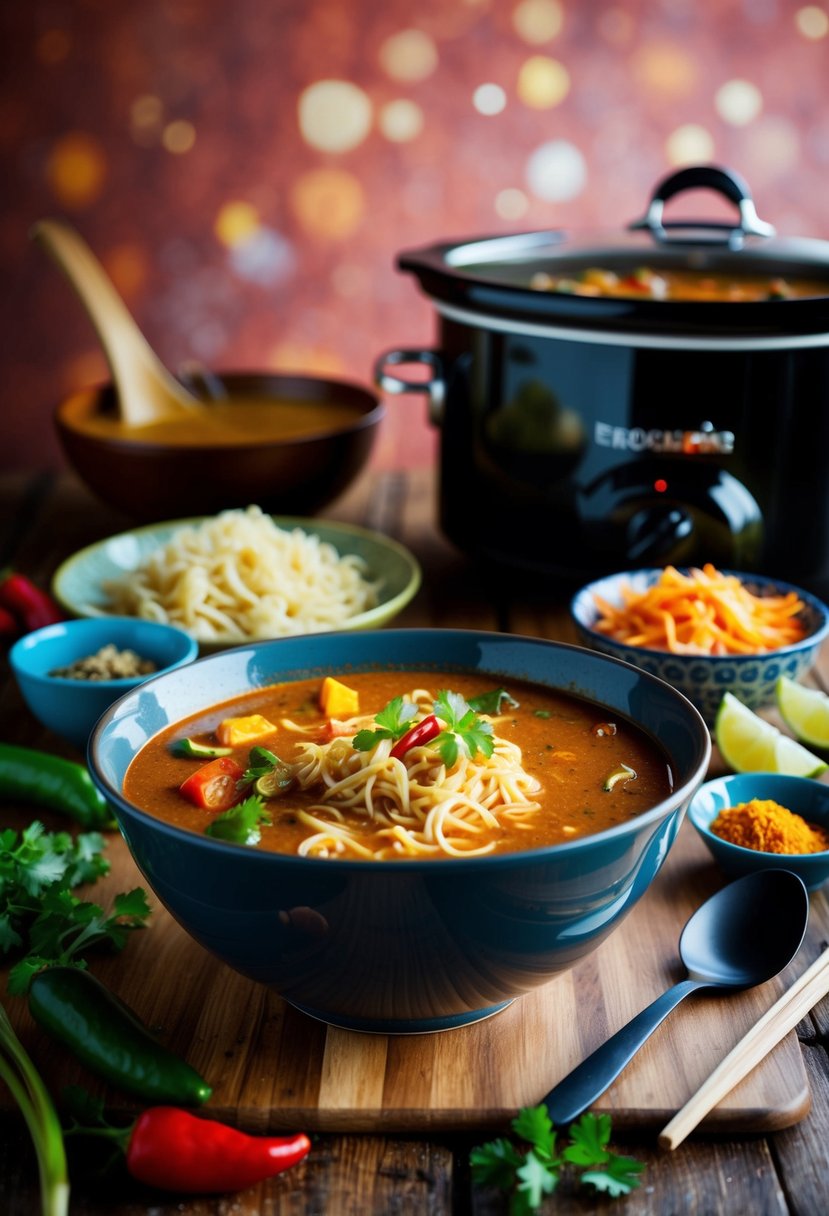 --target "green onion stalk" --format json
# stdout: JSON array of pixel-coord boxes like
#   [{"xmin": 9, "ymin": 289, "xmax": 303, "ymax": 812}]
[{"xmin": 0, "ymin": 1000, "xmax": 69, "ymax": 1216}]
